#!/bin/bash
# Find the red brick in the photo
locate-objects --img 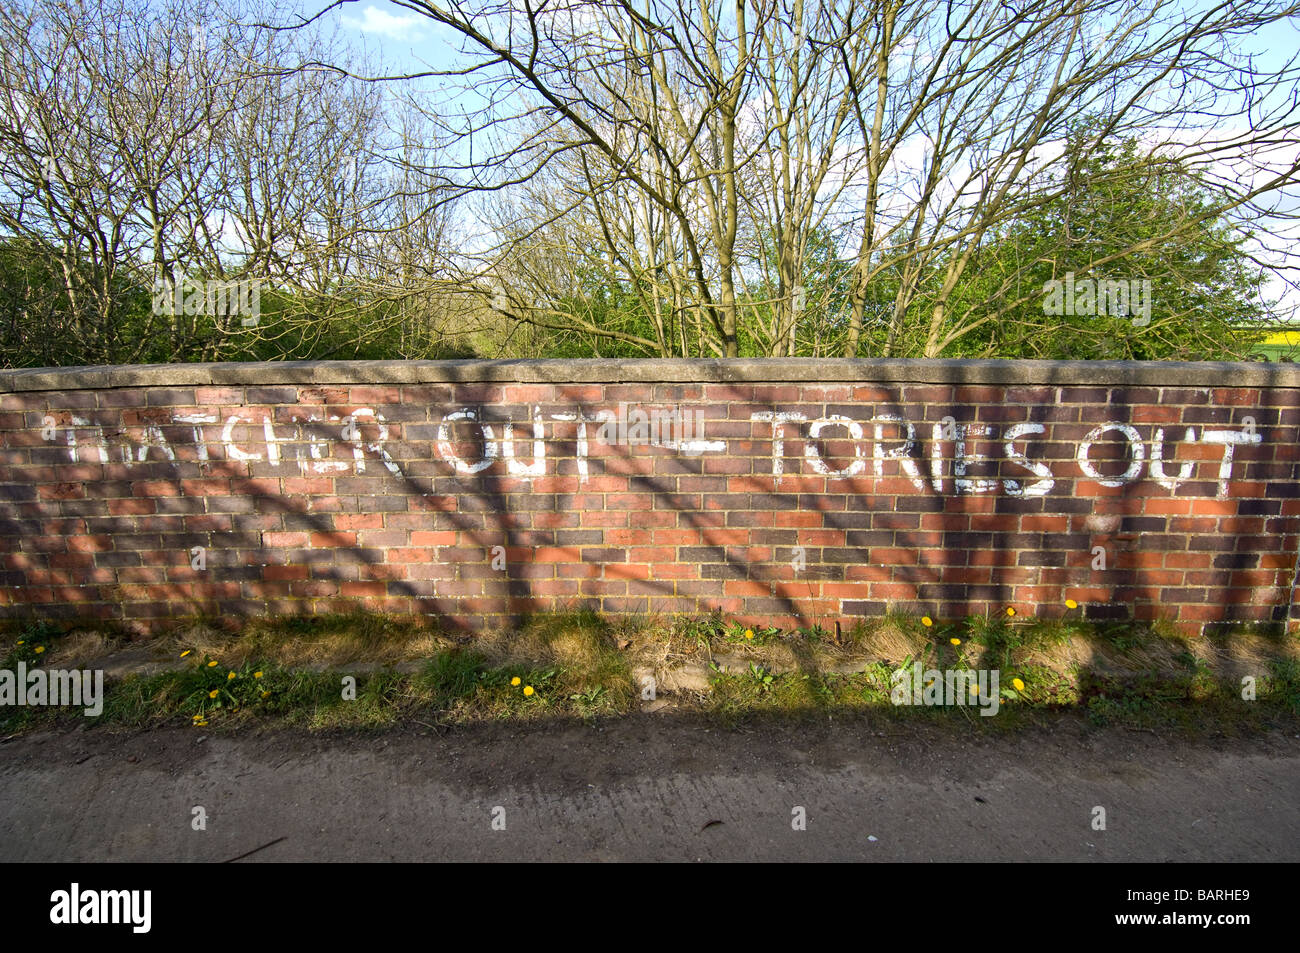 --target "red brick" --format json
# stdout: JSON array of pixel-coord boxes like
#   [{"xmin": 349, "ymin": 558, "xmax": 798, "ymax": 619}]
[{"xmin": 0, "ymin": 371, "xmax": 1294, "ymax": 636}]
